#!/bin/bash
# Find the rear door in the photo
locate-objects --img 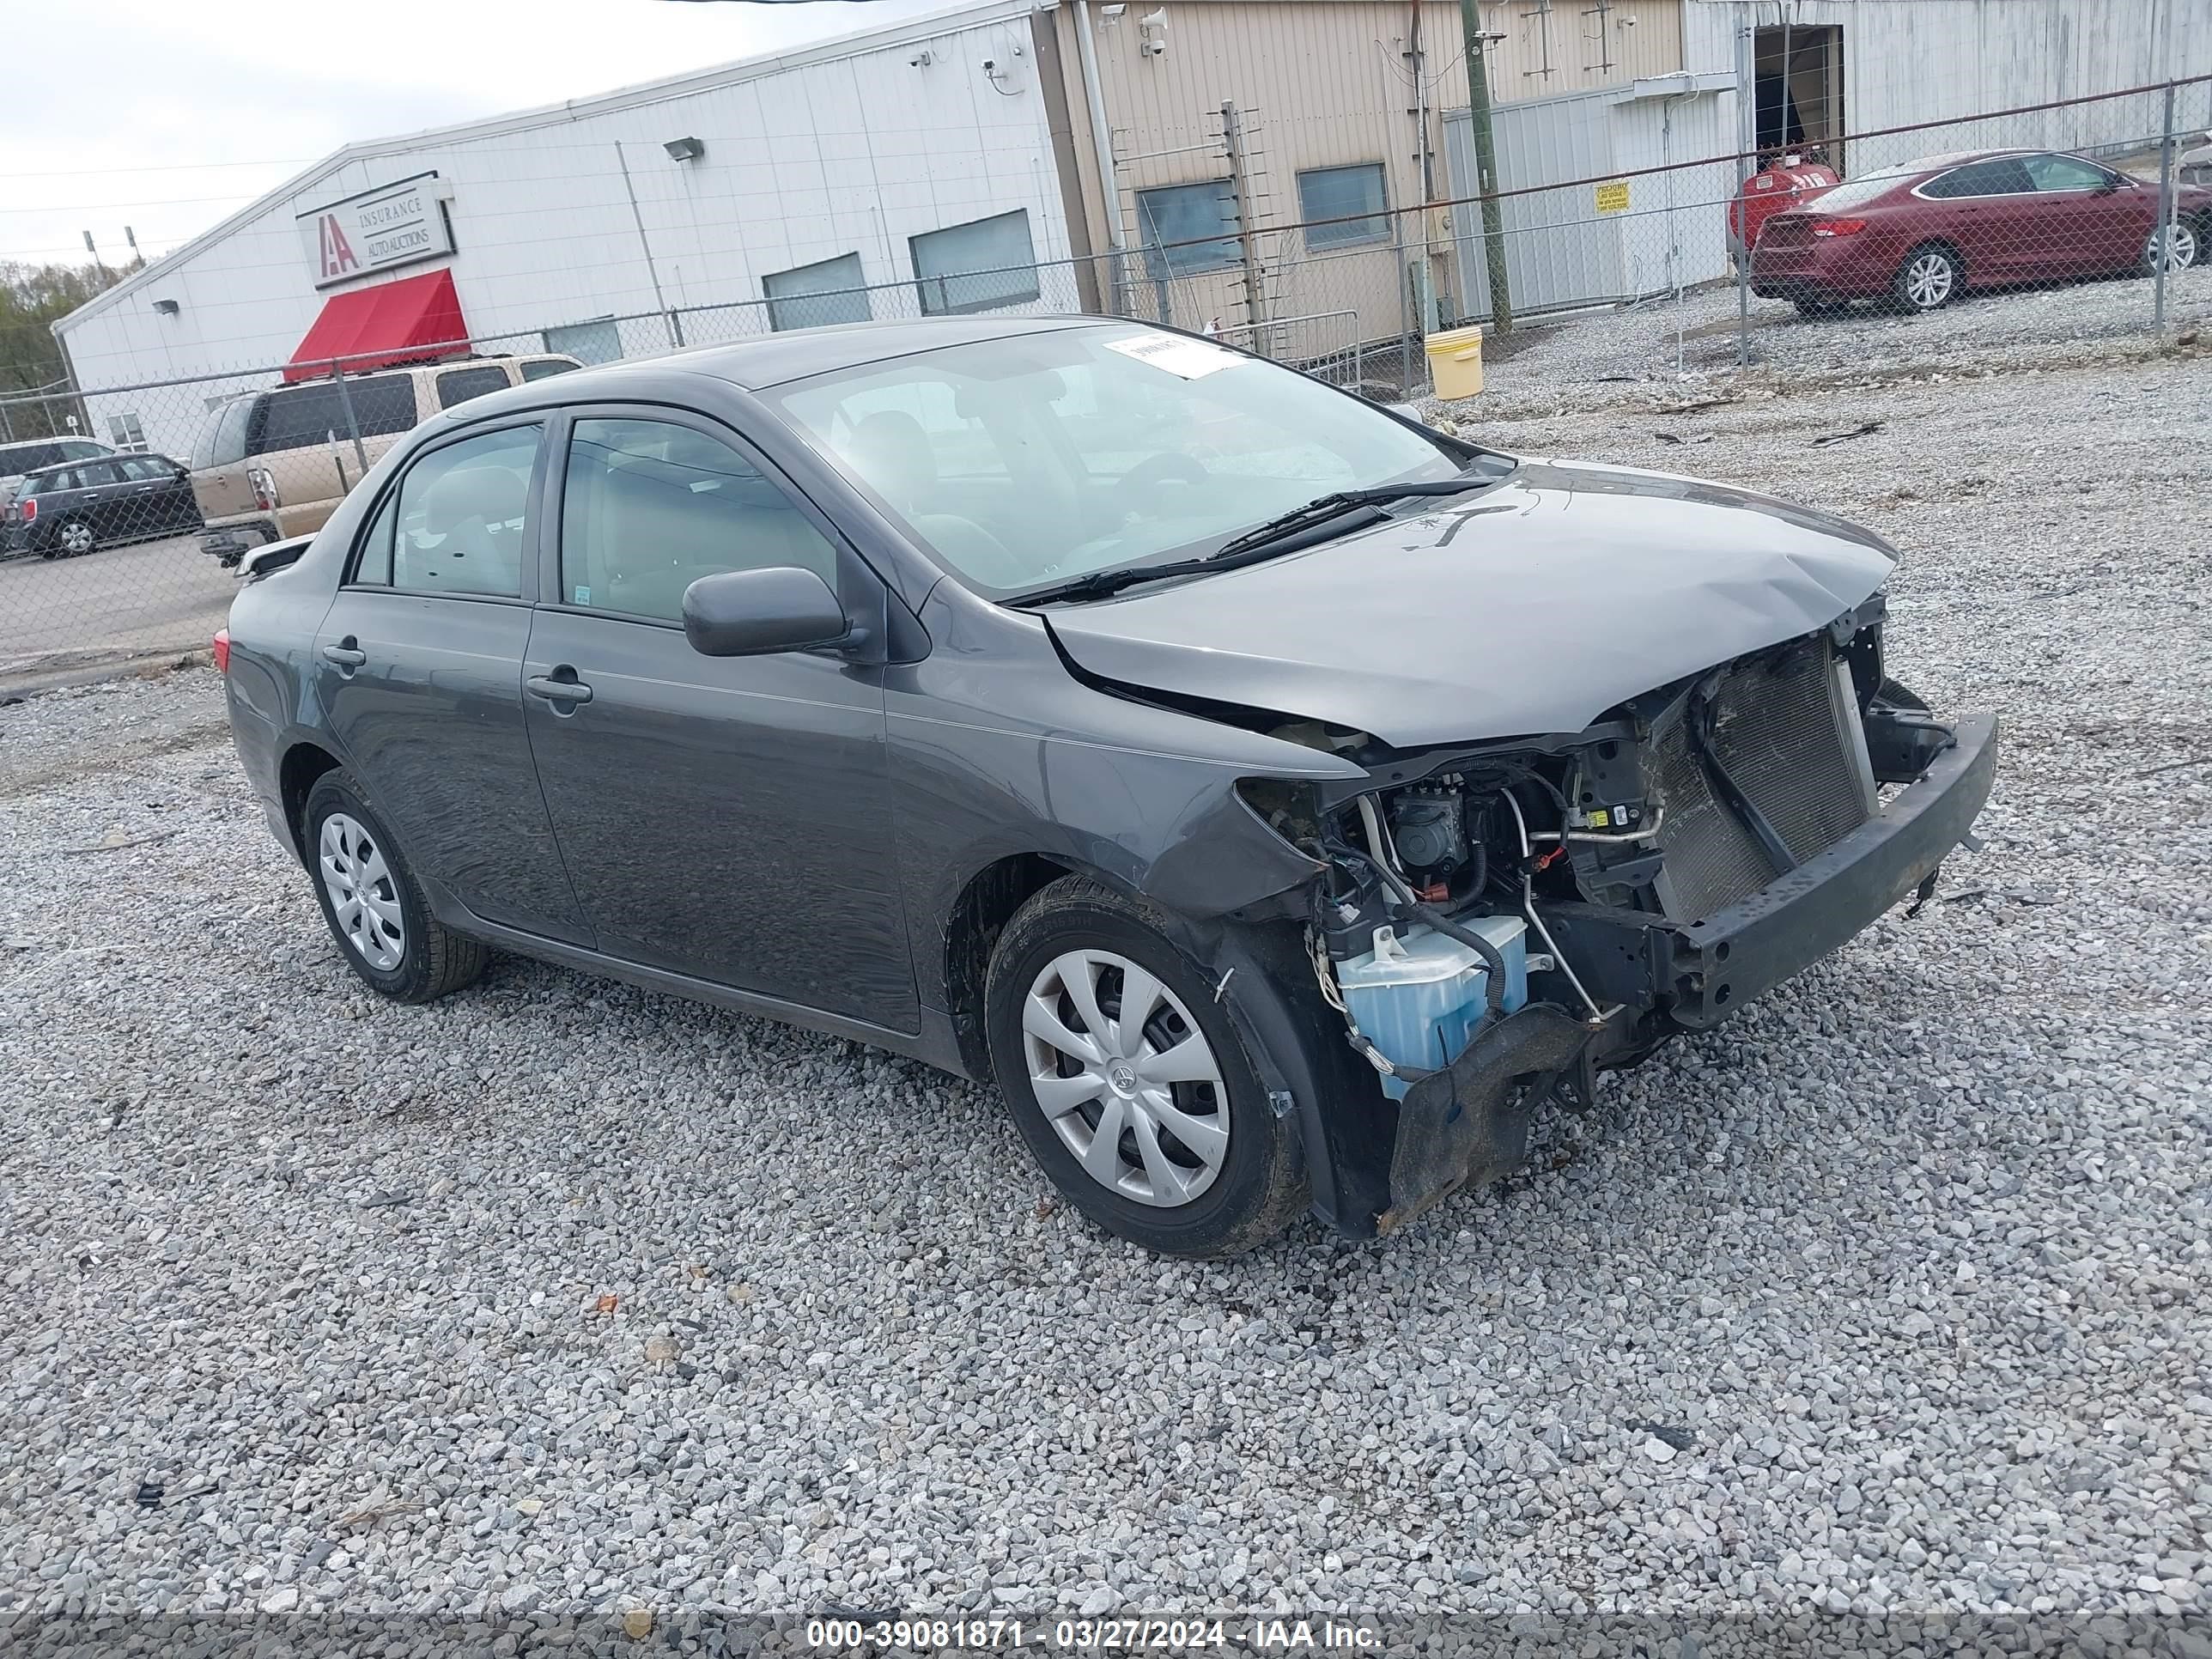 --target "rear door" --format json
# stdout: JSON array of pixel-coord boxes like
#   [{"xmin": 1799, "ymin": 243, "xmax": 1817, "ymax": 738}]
[
  {"xmin": 63, "ymin": 460, "xmax": 127, "ymax": 539},
  {"xmin": 312, "ymin": 417, "xmax": 592, "ymax": 944},
  {"xmin": 1918, "ymin": 158, "xmax": 2037, "ymax": 280}
]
